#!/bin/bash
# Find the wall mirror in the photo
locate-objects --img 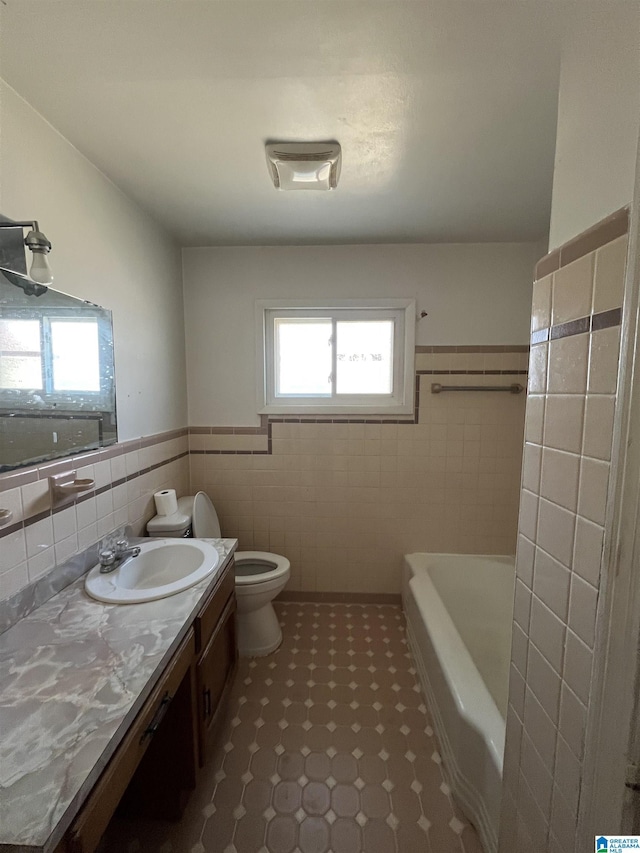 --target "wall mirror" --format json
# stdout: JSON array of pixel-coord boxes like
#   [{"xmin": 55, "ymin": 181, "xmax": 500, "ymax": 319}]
[{"xmin": 0, "ymin": 267, "xmax": 117, "ymax": 472}]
